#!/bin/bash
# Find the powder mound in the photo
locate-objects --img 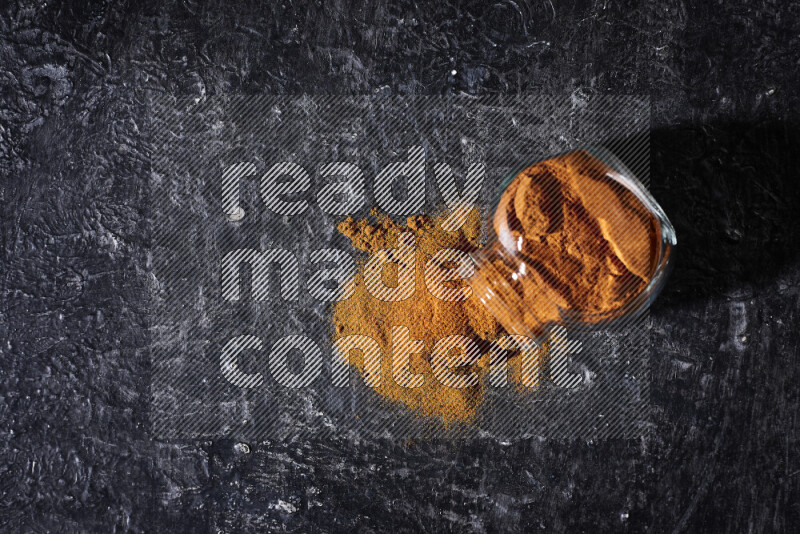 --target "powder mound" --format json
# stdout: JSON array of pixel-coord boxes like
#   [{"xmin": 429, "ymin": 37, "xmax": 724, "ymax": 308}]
[{"xmin": 332, "ymin": 209, "xmax": 501, "ymax": 423}]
